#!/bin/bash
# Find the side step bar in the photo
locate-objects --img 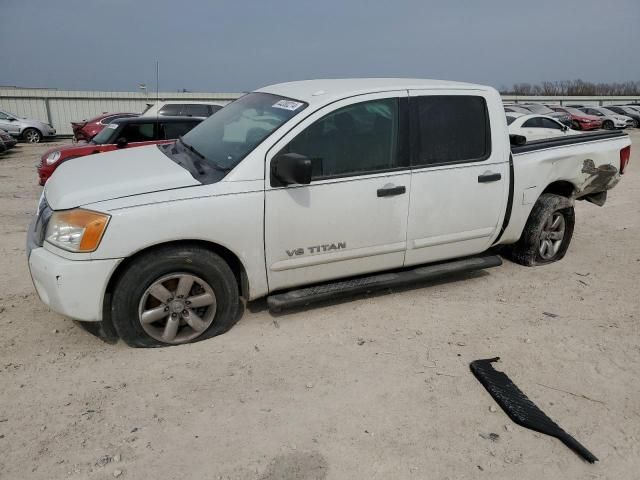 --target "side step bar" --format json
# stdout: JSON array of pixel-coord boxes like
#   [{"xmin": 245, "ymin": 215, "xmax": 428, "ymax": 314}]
[{"xmin": 267, "ymin": 254, "xmax": 502, "ymax": 312}]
